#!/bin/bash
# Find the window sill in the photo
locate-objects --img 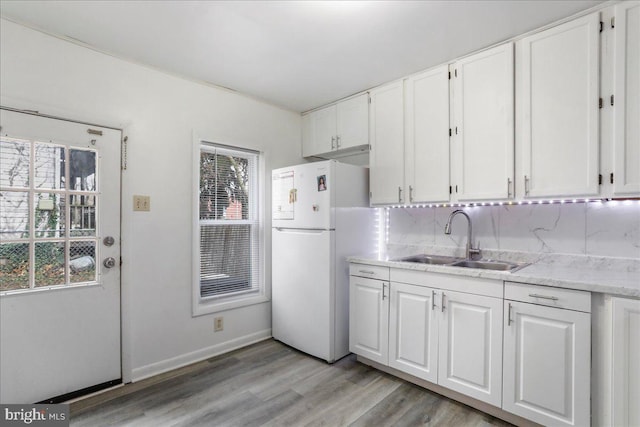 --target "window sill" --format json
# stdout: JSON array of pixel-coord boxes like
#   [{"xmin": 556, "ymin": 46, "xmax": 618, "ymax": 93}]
[{"xmin": 192, "ymin": 293, "xmax": 269, "ymax": 317}]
